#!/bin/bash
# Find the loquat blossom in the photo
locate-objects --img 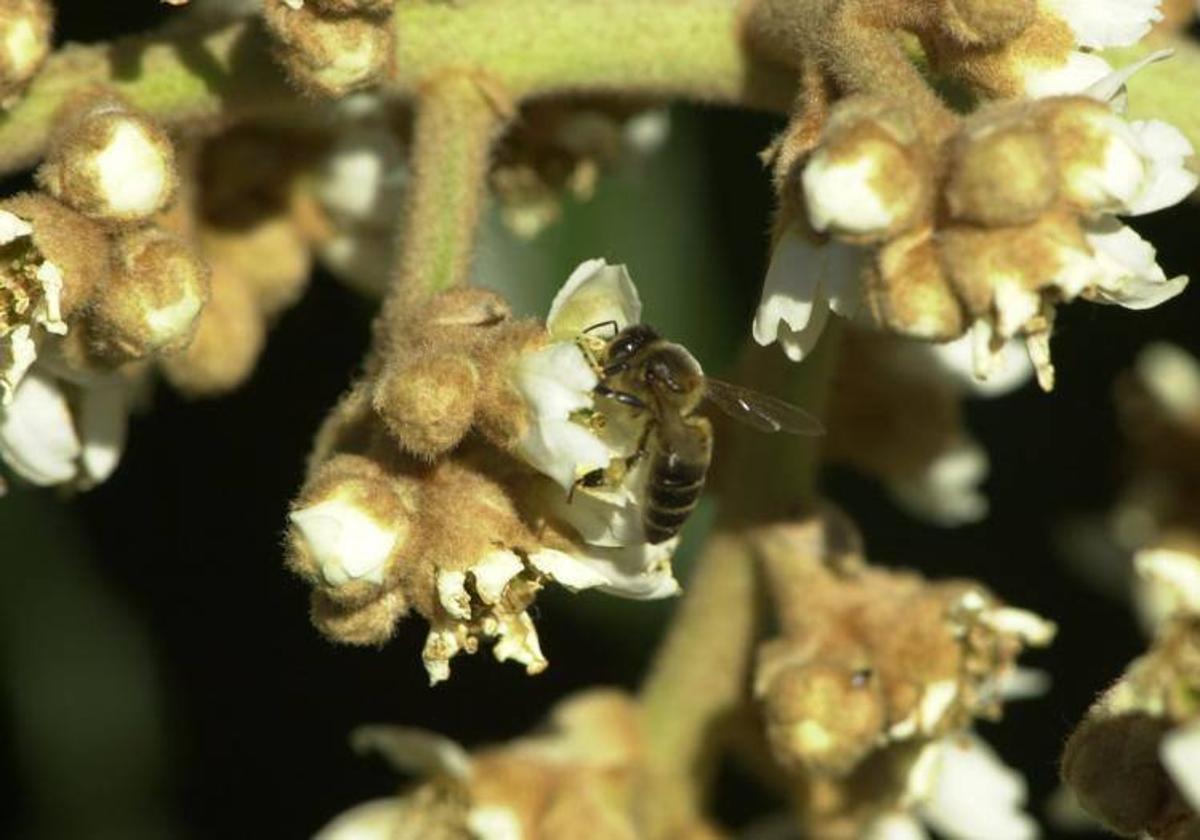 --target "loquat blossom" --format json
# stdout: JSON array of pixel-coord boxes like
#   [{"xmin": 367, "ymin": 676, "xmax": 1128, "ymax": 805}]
[
  {"xmin": 756, "ymin": 57, "xmax": 1195, "ymax": 392},
  {"xmin": 287, "ymin": 263, "xmax": 682, "ymax": 683},
  {"xmin": 0, "ymin": 209, "xmax": 66, "ymax": 404}
]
